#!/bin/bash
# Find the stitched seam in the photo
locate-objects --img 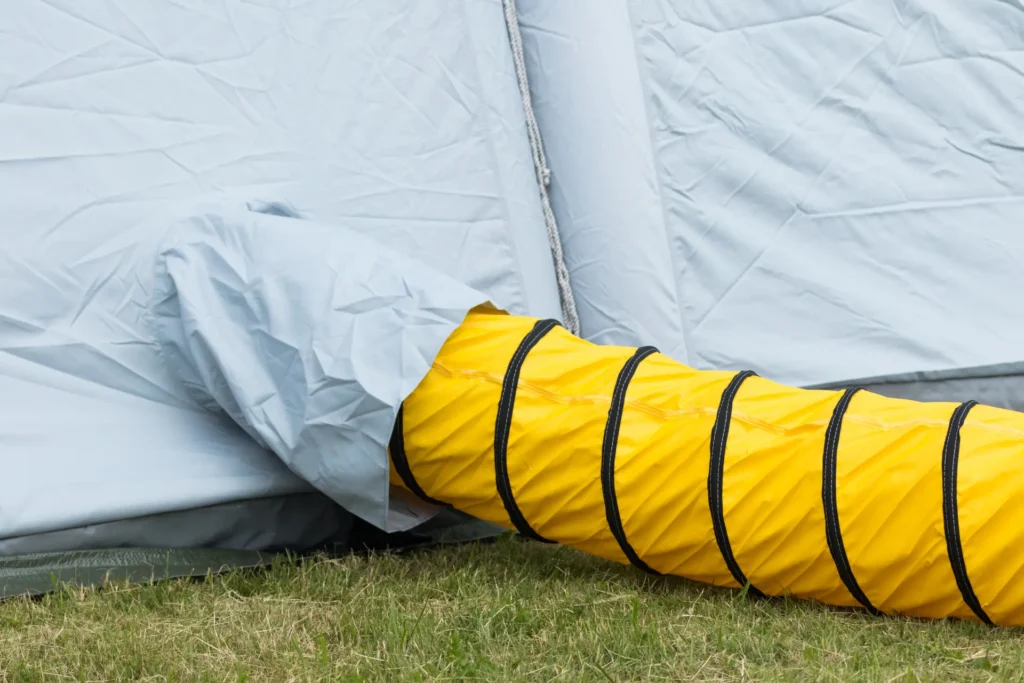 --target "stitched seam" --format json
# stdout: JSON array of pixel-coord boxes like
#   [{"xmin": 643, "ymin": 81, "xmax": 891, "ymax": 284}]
[
  {"xmin": 494, "ymin": 319, "xmax": 559, "ymax": 542},
  {"xmin": 433, "ymin": 363, "xmax": 1024, "ymax": 436},
  {"xmin": 822, "ymin": 388, "xmax": 877, "ymax": 612},
  {"xmin": 942, "ymin": 401, "xmax": 990, "ymax": 624},
  {"xmin": 495, "ymin": 323, "xmax": 545, "ymax": 535},
  {"xmin": 709, "ymin": 370, "xmax": 762, "ymax": 596},
  {"xmin": 603, "ymin": 347, "xmax": 660, "ymax": 575}
]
